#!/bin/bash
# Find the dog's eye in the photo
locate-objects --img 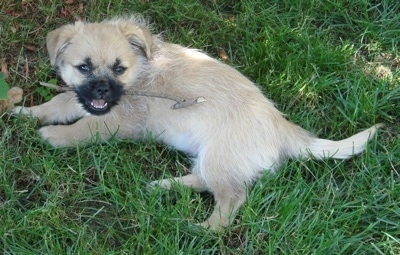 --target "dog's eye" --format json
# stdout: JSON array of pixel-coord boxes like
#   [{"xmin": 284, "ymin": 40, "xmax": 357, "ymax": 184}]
[
  {"xmin": 113, "ymin": 66, "xmax": 126, "ymax": 75},
  {"xmin": 77, "ymin": 64, "xmax": 91, "ymax": 73}
]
